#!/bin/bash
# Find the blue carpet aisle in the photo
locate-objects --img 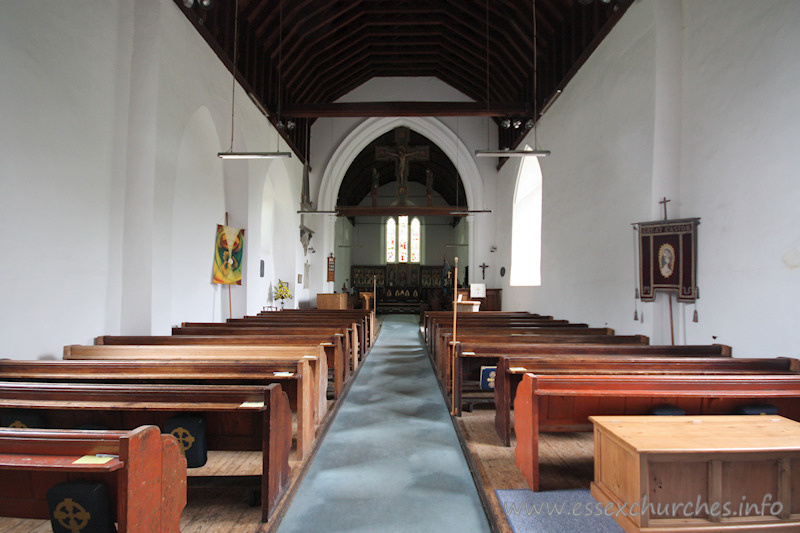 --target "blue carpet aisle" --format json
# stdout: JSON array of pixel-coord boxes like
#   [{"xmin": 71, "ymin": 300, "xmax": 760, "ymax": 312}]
[{"xmin": 278, "ymin": 314, "xmax": 490, "ymax": 533}]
